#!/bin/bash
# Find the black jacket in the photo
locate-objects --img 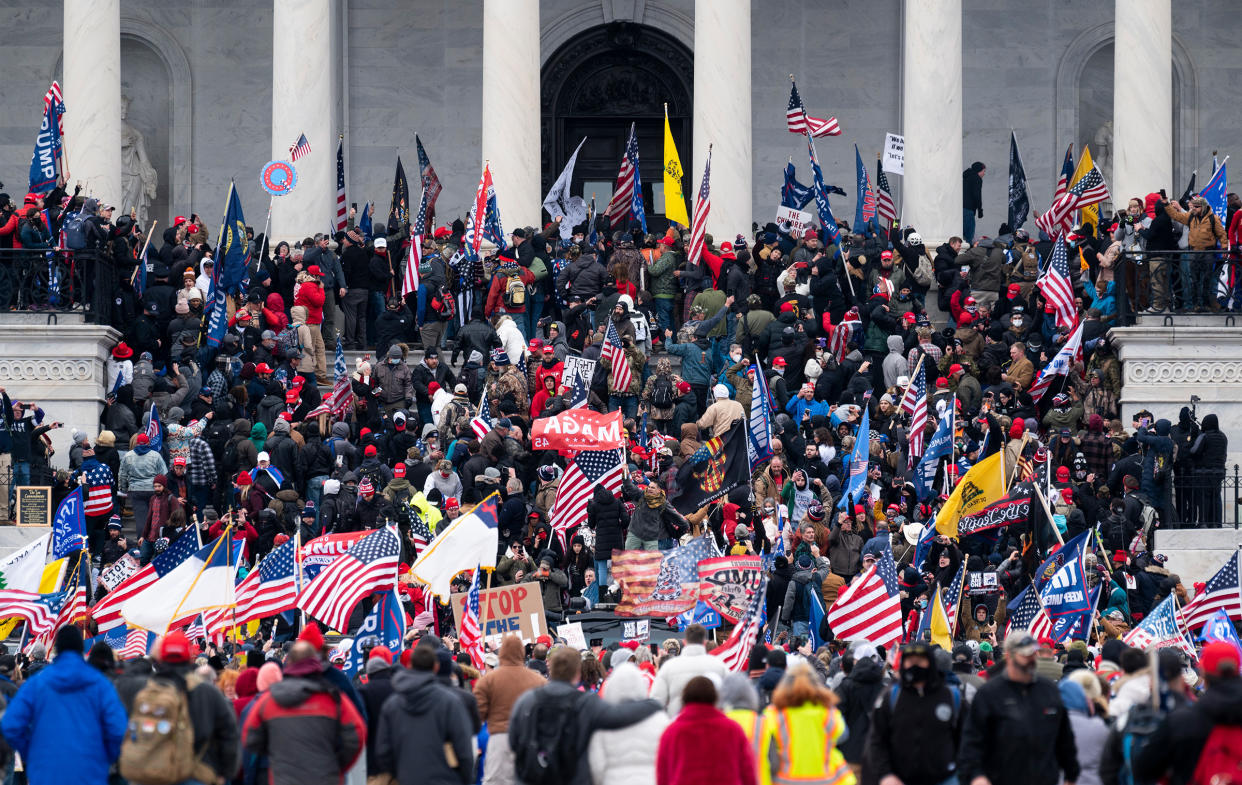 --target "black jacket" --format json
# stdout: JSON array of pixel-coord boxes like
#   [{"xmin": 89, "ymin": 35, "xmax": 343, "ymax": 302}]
[
  {"xmin": 586, "ymin": 485, "xmax": 628, "ymax": 558},
  {"xmin": 864, "ymin": 672, "xmax": 963, "ymax": 785},
  {"xmin": 374, "ymin": 669, "xmax": 475, "ymax": 785},
  {"xmin": 957, "ymin": 671, "xmax": 1080, "ymax": 785},
  {"xmin": 836, "ymin": 656, "xmax": 885, "ymax": 764},
  {"xmin": 1133, "ymin": 676, "xmax": 1242, "ymax": 785}
]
